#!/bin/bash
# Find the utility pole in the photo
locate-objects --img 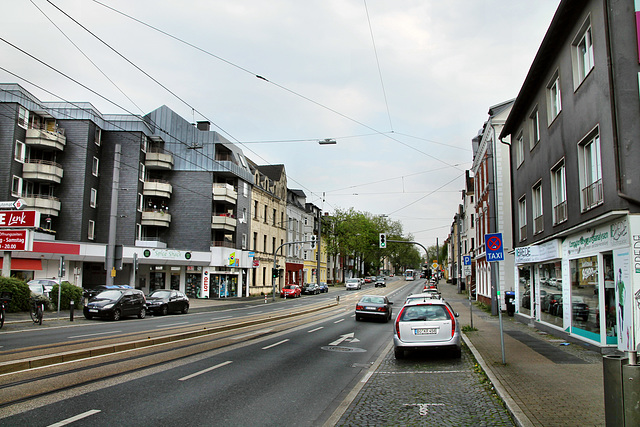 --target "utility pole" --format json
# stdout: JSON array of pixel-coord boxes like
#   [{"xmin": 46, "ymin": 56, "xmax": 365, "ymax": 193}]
[{"xmin": 105, "ymin": 144, "xmax": 121, "ymax": 286}]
